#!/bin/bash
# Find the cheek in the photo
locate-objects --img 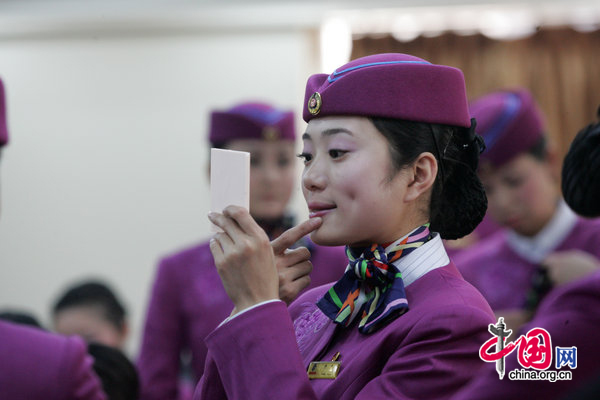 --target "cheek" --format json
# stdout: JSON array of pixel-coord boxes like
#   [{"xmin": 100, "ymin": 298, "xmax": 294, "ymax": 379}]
[
  {"xmin": 331, "ymin": 164, "xmax": 365, "ymax": 200},
  {"xmin": 486, "ymin": 197, "xmax": 501, "ymax": 217},
  {"xmin": 248, "ymin": 177, "xmax": 261, "ymax": 202},
  {"xmin": 99, "ymin": 327, "xmax": 124, "ymax": 345},
  {"xmin": 249, "ymin": 169, "xmax": 260, "ymax": 189},
  {"xmin": 518, "ymin": 177, "xmax": 545, "ymax": 207},
  {"xmin": 483, "ymin": 189, "xmax": 508, "ymax": 217},
  {"xmin": 301, "ymin": 181, "xmax": 309, "ymax": 201},
  {"xmin": 280, "ymin": 167, "xmax": 297, "ymax": 187}
]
